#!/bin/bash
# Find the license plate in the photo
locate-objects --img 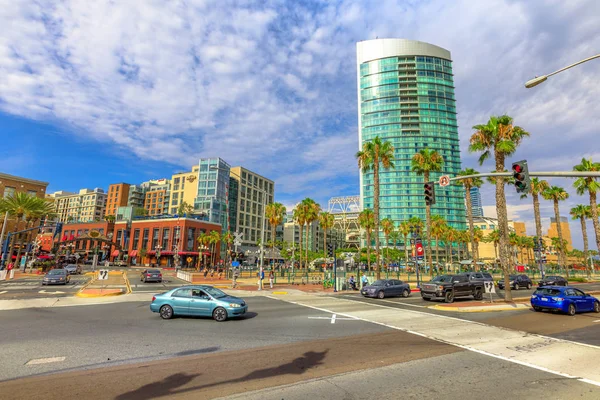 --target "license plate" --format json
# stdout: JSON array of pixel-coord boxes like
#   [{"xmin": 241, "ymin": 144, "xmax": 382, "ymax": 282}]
[
  {"xmin": 541, "ymin": 297, "xmax": 548, "ymax": 302},
  {"xmin": 153, "ymin": 275, "xmax": 158, "ymax": 277}
]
